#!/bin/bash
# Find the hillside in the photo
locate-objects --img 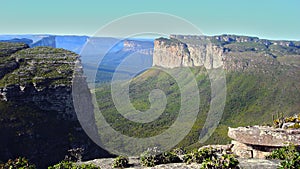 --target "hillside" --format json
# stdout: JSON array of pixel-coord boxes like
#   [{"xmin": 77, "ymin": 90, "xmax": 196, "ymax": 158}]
[{"xmin": 95, "ymin": 35, "xmax": 300, "ymax": 151}]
